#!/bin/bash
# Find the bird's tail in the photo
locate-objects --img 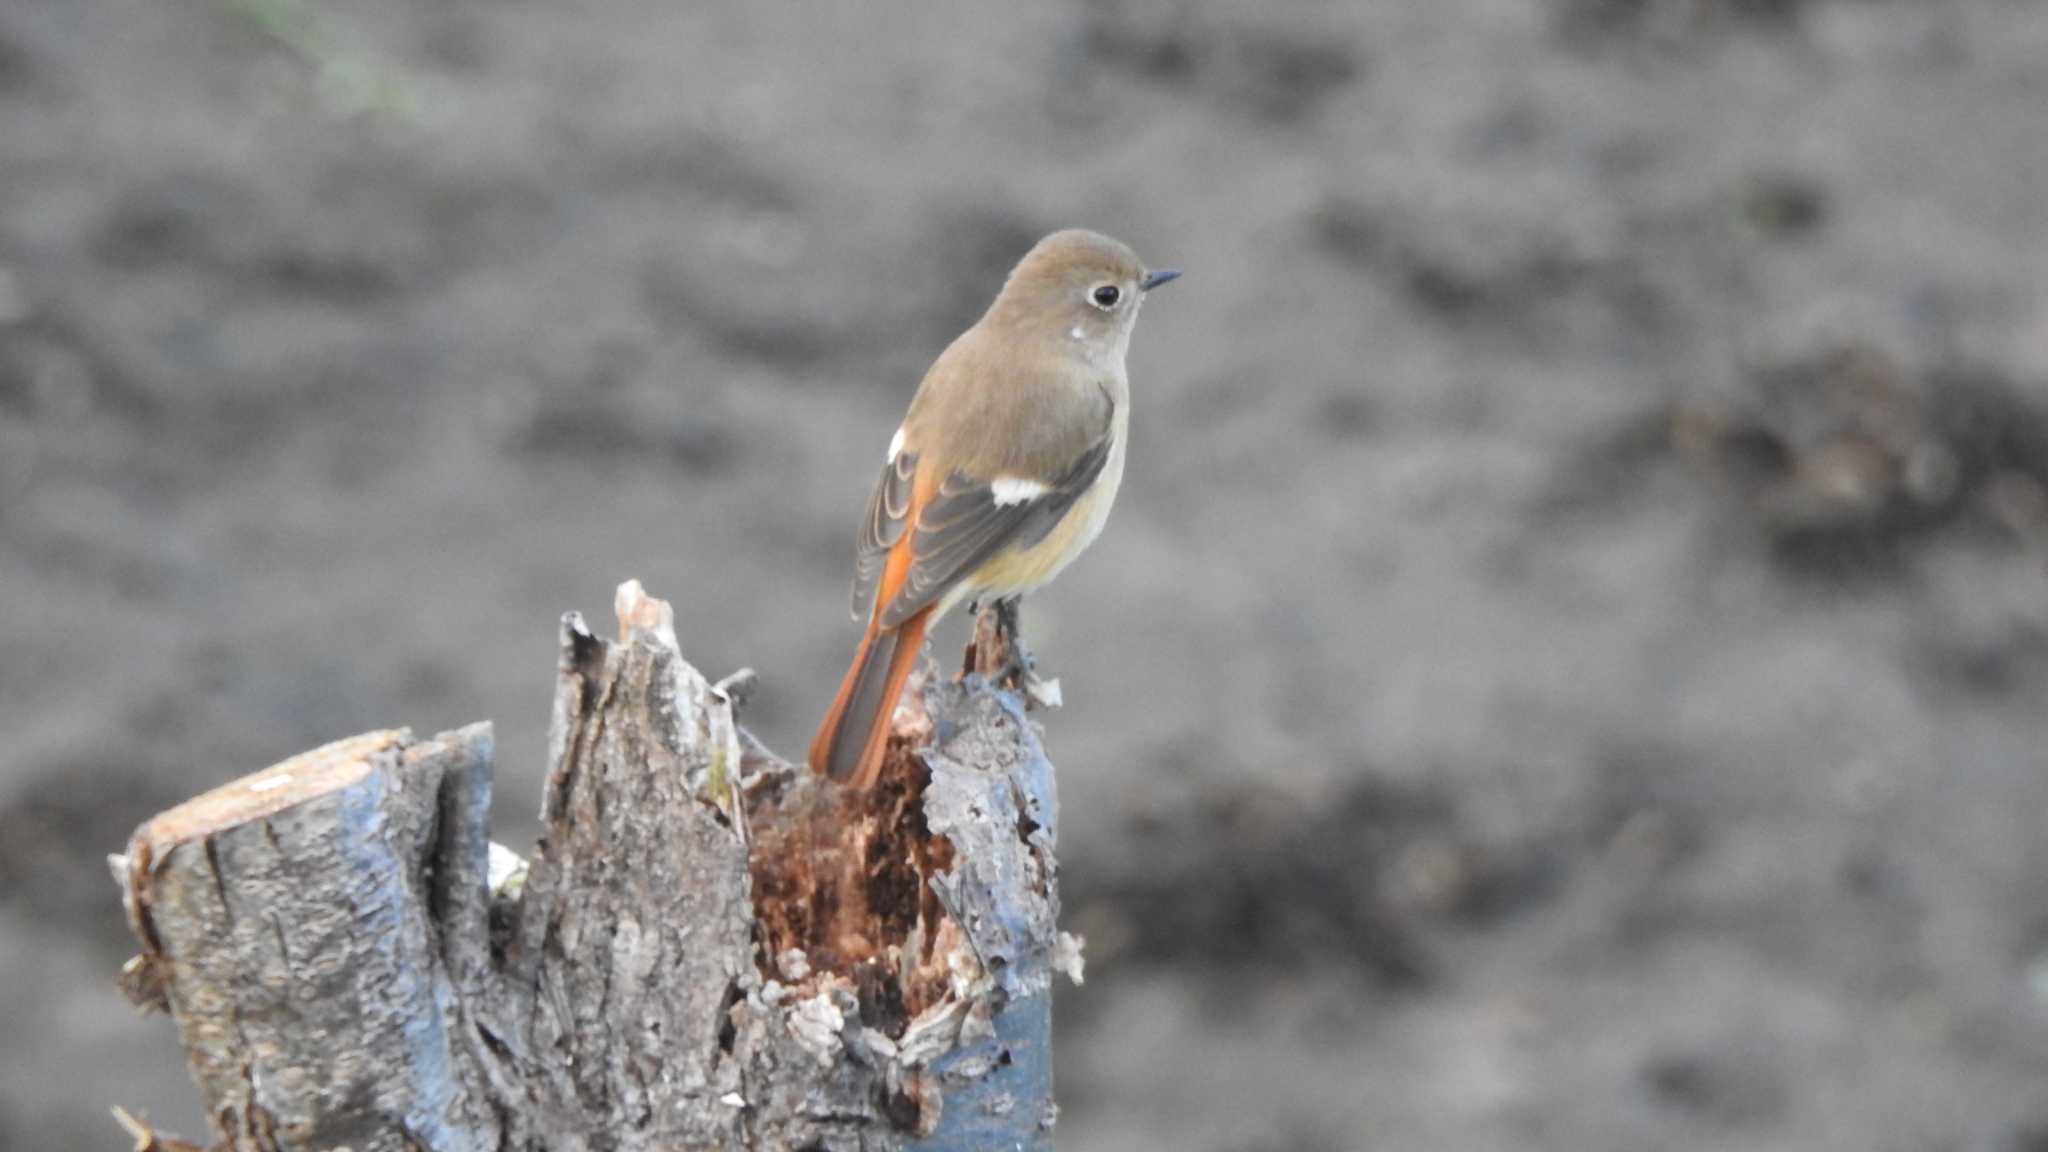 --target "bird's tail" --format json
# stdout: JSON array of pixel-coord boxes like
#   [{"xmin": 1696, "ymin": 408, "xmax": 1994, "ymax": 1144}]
[{"xmin": 808, "ymin": 607, "xmax": 932, "ymax": 790}]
